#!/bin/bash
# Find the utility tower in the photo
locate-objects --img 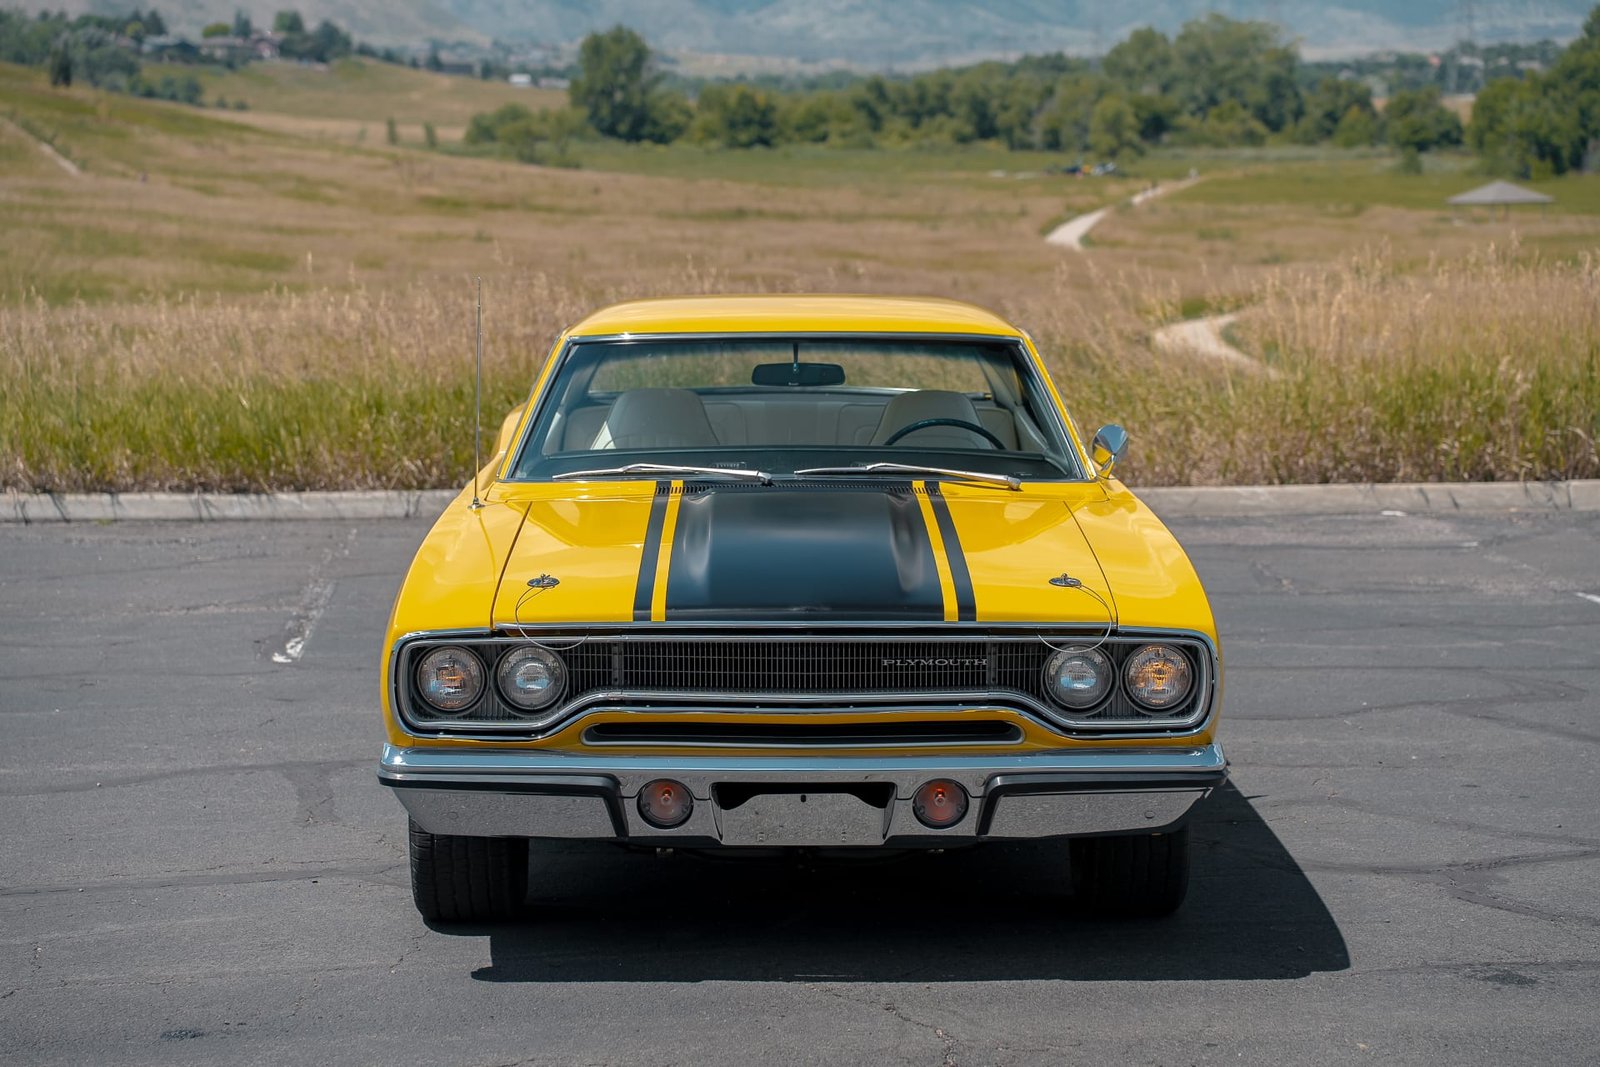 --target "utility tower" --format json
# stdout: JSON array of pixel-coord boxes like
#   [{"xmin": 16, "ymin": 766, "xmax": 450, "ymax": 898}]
[{"xmin": 1453, "ymin": 1, "xmax": 1478, "ymax": 94}]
